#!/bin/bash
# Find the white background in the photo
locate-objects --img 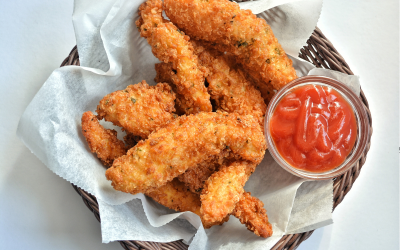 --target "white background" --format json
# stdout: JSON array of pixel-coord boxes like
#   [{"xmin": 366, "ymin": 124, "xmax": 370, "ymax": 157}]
[{"xmin": 0, "ymin": 0, "xmax": 398, "ymax": 249}]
